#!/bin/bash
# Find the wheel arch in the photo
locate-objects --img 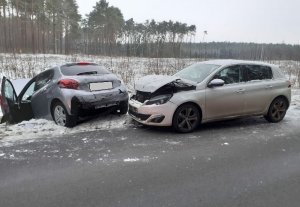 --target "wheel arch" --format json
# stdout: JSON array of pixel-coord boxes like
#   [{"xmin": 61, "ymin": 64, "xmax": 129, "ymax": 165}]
[
  {"xmin": 172, "ymin": 101, "xmax": 203, "ymax": 123},
  {"xmin": 271, "ymin": 95, "xmax": 290, "ymax": 107}
]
